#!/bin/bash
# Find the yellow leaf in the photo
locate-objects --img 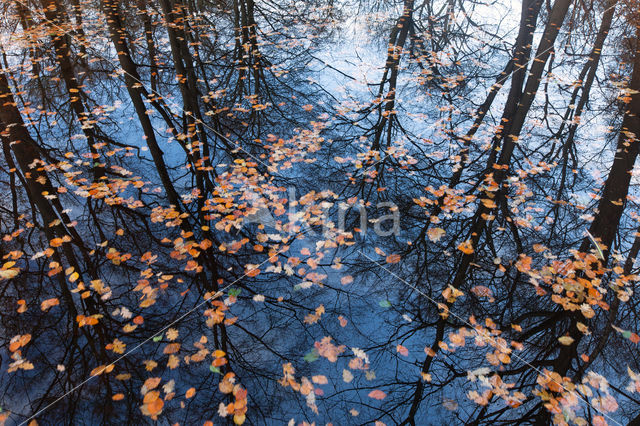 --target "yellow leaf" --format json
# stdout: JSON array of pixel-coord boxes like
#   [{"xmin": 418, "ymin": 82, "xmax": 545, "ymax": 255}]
[
  {"xmin": 166, "ymin": 328, "xmax": 179, "ymax": 341},
  {"xmin": 558, "ymin": 336, "xmax": 574, "ymax": 345}
]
